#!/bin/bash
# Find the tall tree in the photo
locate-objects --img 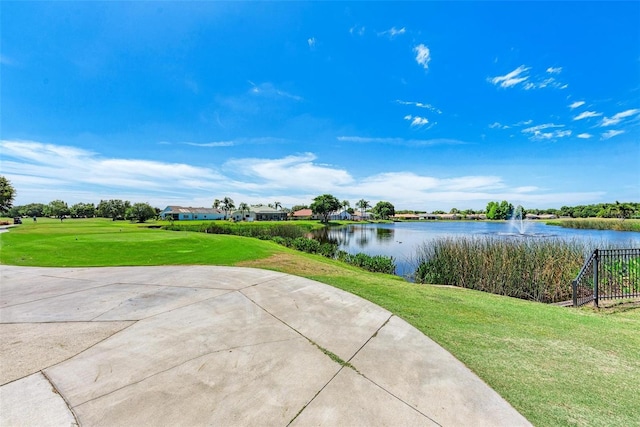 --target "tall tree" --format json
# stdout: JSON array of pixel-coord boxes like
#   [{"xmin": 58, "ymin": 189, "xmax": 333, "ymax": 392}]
[
  {"xmin": 222, "ymin": 197, "xmax": 235, "ymax": 219},
  {"xmin": 356, "ymin": 199, "xmax": 370, "ymax": 218},
  {"xmin": 125, "ymin": 202, "xmax": 156, "ymax": 223},
  {"xmin": 0, "ymin": 176, "xmax": 16, "ymax": 214},
  {"xmin": 213, "ymin": 199, "xmax": 221, "ymax": 209},
  {"xmin": 341, "ymin": 200, "xmax": 350, "ymax": 212},
  {"xmin": 238, "ymin": 202, "xmax": 250, "ymax": 220},
  {"xmin": 310, "ymin": 194, "xmax": 341, "ymax": 224},
  {"xmin": 96, "ymin": 199, "xmax": 130, "ymax": 220},
  {"xmin": 273, "ymin": 201, "xmax": 282, "ymax": 211},
  {"xmin": 46, "ymin": 200, "xmax": 70, "ymax": 218},
  {"xmin": 372, "ymin": 201, "xmax": 395, "ymax": 220}
]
